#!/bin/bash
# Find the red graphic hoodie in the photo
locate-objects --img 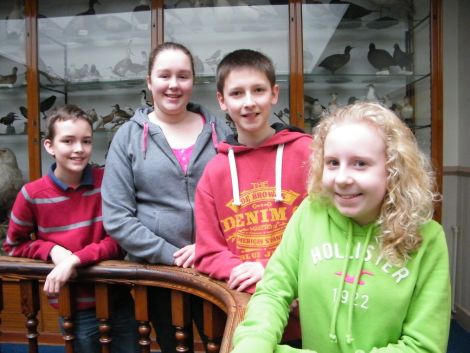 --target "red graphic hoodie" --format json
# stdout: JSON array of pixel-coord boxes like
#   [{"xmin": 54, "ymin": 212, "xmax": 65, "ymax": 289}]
[{"xmin": 195, "ymin": 123, "xmax": 312, "ymax": 291}]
